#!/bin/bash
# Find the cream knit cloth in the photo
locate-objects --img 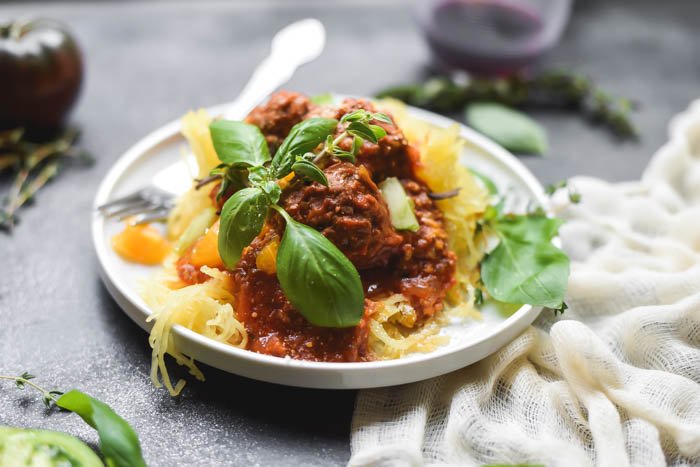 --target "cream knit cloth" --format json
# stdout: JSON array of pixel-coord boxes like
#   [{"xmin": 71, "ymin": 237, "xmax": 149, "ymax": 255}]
[{"xmin": 350, "ymin": 101, "xmax": 700, "ymax": 467}]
